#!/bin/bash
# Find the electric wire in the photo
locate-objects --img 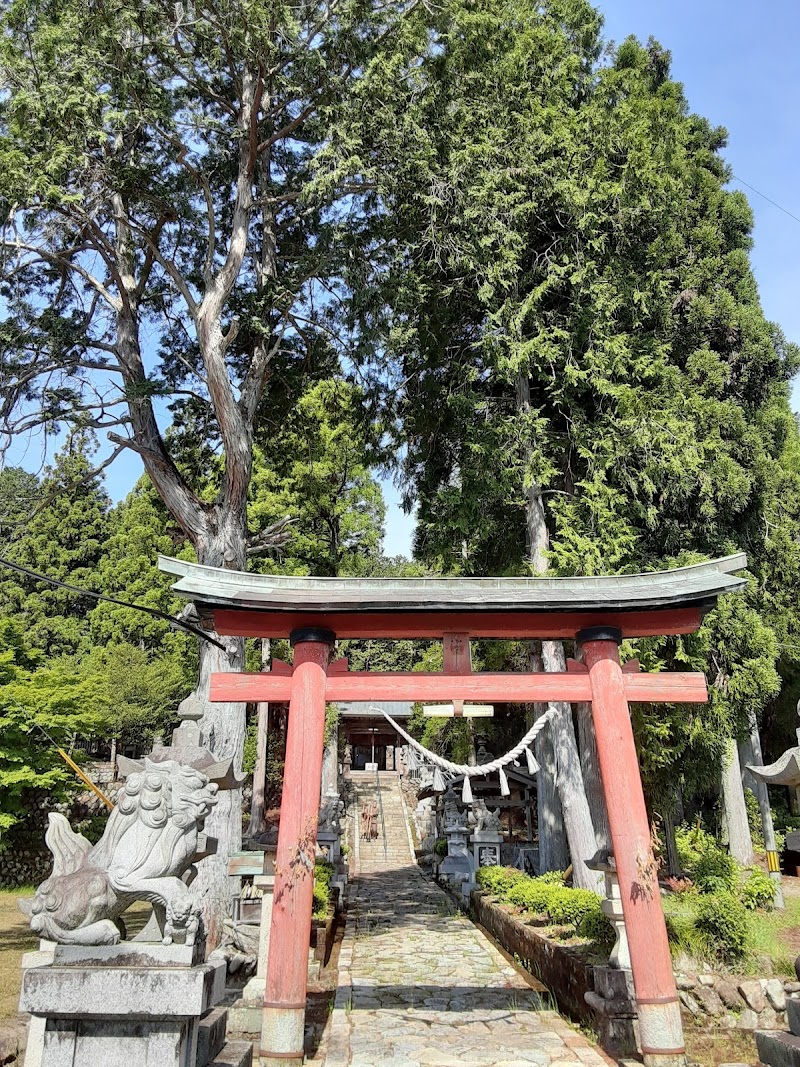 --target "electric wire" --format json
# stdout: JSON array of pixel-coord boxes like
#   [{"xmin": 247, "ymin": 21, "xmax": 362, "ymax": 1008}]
[
  {"xmin": 732, "ymin": 174, "xmax": 800, "ymax": 227},
  {"xmin": 0, "ymin": 556, "xmax": 226, "ymax": 650}
]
